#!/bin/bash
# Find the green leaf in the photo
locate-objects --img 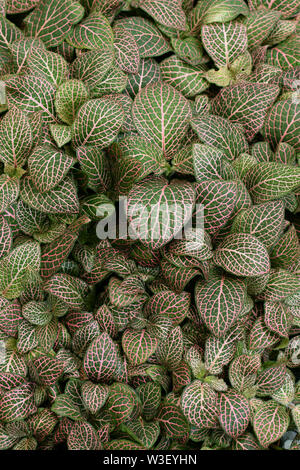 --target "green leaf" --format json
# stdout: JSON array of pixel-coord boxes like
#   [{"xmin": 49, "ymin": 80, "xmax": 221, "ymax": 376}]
[
  {"xmin": 77, "ymin": 146, "xmax": 110, "ymax": 192},
  {"xmin": 44, "ymin": 273, "xmax": 88, "ymax": 310},
  {"xmin": 231, "ymin": 200, "xmax": 285, "ymax": 250},
  {"xmin": 219, "ymin": 390, "xmax": 250, "ymax": 437},
  {"xmin": 205, "ymin": 326, "xmax": 241, "ymax": 374},
  {"xmin": 255, "ymin": 365, "xmax": 287, "ymax": 396},
  {"xmin": 6, "ymin": 74, "xmax": 56, "ymax": 123},
  {"xmin": 248, "ymin": 0, "xmax": 299, "ymax": 19},
  {"xmin": 0, "ymin": 106, "xmax": 32, "ymax": 168},
  {"xmin": 244, "ymin": 10, "xmax": 281, "ymax": 49},
  {"xmin": 20, "ymin": 176, "xmax": 79, "ymax": 214},
  {"xmin": 262, "ymin": 100, "xmax": 300, "ymax": 152},
  {"xmin": 266, "ymin": 36, "xmax": 300, "ymax": 70},
  {"xmin": 196, "ymin": 180, "xmax": 238, "ymax": 236},
  {"xmin": 49, "ymin": 124, "xmax": 72, "ymax": 148},
  {"xmin": 83, "ymin": 332, "xmax": 118, "ymax": 382},
  {"xmin": 156, "ymin": 326, "xmax": 184, "ymax": 370},
  {"xmin": 67, "ymin": 422, "xmax": 99, "ymax": 450},
  {"xmin": 258, "ymin": 269, "xmax": 300, "ymax": 302},
  {"xmin": 0, "ymin": 175, "xmax": 19, "ymax": 214},
  {"xmin": 122, "ymin": 418, "xmax": 160, "ymax": 449},
  {"xmin": 214, "ymin": 233, "xmax": 270, "ymax": 277},
  {"xmin": 191, "ymin": 115, "xmax": 249, "ymax": 161},
  {"xmin": 246, "ymin": 161, "xmax": 300, "ymax": 203},
  {"xmin": 27, "ymin": 48, "xmax": 69, "ymax": 86},
  {"xmin": 139, "ymin": 0, "xmax": 187, "ymax": 31},
  {"xmin": 24, "ymin": 0, "xmax": 84, "ymax": 47},
  {"xmin": 0, "ymin": 215, "xmax": 12, "ymax": 259},
  {"xmin": 106, "ymin": 382, "xmax": 136, "ymax": 424},
  {"xmin": 157, "ymin": 403, "xmax": 189, "ymax": 439},
  {"xmin": 0, "ymin": 383, "xmax": 36, "ymax": 423},
  {"xmin": 202, "ymin": 21, "xmax": 247, "ymax": 68},
  {"xmin": 55, "ymin": 79, "xmax": 89, "ymax": 125},
  {"xmin": 71, "ymin": 98, "xmax": 124, "ymax": 148},
  {"xmin": 189, "ymin": 0, "xmax": 249, "ymax": 34},
  {"xmin": 132, "ymin": 82, "xmax": 192, "ymax": 159},
  {"xmin": 71, "ymin": 49, "xmax": 114, "ymax": 89},
  {"xmin": 160, "ymin": 56, "xmax": 208, "ymax": 98},
  {"xmin": 253, "ymin": 400, "xmax": 289, "ymax": 448},
  {"xmin": 122, "ymin": 329, "xmax": 158, "ymax": 366},
  {"xmin": 229, "ymin": 354, "xmax": 261, "ymax": 392},
  {"xmin": 211, "ymin": 82, "xmax": 279, "ymax": 140},
  {"xmin": 113, "ymin": 24, "xmax": 140, "ymax": 74},
  {"xmin": 196, "ymin": 276, "xmax": 245, "ymax": 337},
  {"xmin": 28, "ymin": 145, "xmax": 74, "ymax": 193},
  {"xmin": 81, "ymin": 382, "xmax": 109, "ymax": 414},
  {"xmin": 126, "ymin": 58, "xmax": 161, "ymax": 98},
  {"xmin": 264, "ymin": 302, "xmax": 292, "ymax": 337},
  {"xmin": 181, "ymin": 381, "xmax": 219, "ymax": 428},
  {"xmin": 117, "ymin": 16, "xmax": 171, "ymax": 58},
  {"xmin": 67, "ymin": 11, "xmax": 113, "ymax": 50},
  {"xmin": 0, "ymin": 241, "xmax": 40, "ymax": 300}
]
